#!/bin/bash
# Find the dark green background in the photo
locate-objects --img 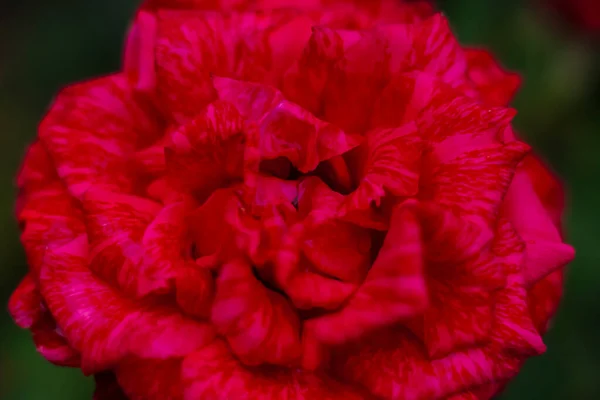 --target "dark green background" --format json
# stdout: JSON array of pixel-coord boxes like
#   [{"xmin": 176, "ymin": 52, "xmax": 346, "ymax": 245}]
[{"xmin": 0, "ymin": 1, "xmax": 598, "ymax": 399}]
